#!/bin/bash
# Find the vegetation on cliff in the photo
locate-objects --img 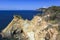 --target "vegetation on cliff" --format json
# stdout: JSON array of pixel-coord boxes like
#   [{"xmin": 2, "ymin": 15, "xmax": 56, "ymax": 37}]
[{"xmin": 38, "ymin": 6, "xmax": 60, "ymax": 21}]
